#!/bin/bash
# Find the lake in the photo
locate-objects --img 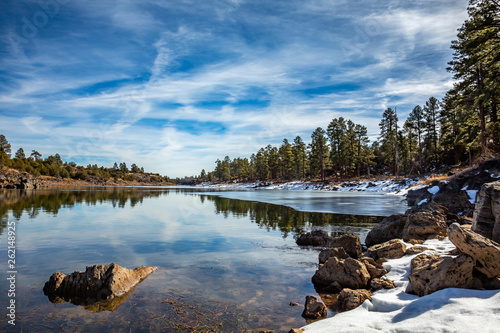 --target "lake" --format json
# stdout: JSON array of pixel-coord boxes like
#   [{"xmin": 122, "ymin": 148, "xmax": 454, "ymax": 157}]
[{"xmin": 0, "ymin": 186, "xmax": 407, "ymax": 332}]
